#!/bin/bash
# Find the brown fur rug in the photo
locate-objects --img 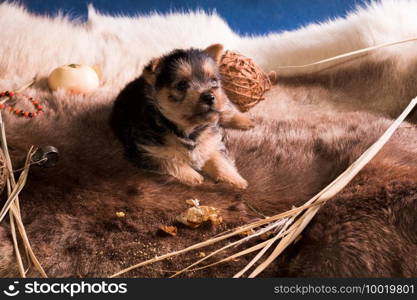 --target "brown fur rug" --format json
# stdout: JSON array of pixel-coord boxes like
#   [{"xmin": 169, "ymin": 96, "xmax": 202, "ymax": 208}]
[
  {"xmin": 0, "ymin": 3, "xmax": 417, "ymax": 278},
  {"xmin": 1, "ymin": 73, "xmax": 417, "ymax": 277}
]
